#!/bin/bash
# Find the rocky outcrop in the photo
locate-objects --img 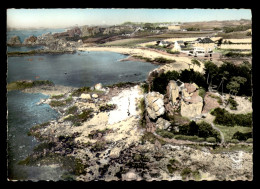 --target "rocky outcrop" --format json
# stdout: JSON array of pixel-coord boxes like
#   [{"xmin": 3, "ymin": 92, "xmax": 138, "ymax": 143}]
[
  {"xmin": 67, "ymin": 27, "xmax": 82, "ymax": 37},
  {"xmin": 202, "ymin": 92, "xmax": 221, "ymax": 113},
  {"xmin": 80, "ymin": 93, "xmax": 91, "ymax": 99},
  {"xmin": 94, "ymin": 83, "xmax": 103, "ymax": 90},
  {"xmin": 81, "ymin": 26, "xmax": 101, "ymax": 37},
  {"xmin": 180, "ymin": 83, "xmax": 203, "ymax": 119},
  {"xmin": 7, "ymin": 36, "xmax": 22, "ymax": 46},
  {"xmin": 156, "ymin": 118, "xmax": 171, "ymax": 130},
  {"xmin": 167, "ymin": 80, "xmax": 180, "ymax": 104},
  {"xmin": 23, "ymin": 35, "xmax": 38, "ymax": 45},
  {"xmin": 145, "ymin": 92, "xmax": 165, "ymax": 120}
]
